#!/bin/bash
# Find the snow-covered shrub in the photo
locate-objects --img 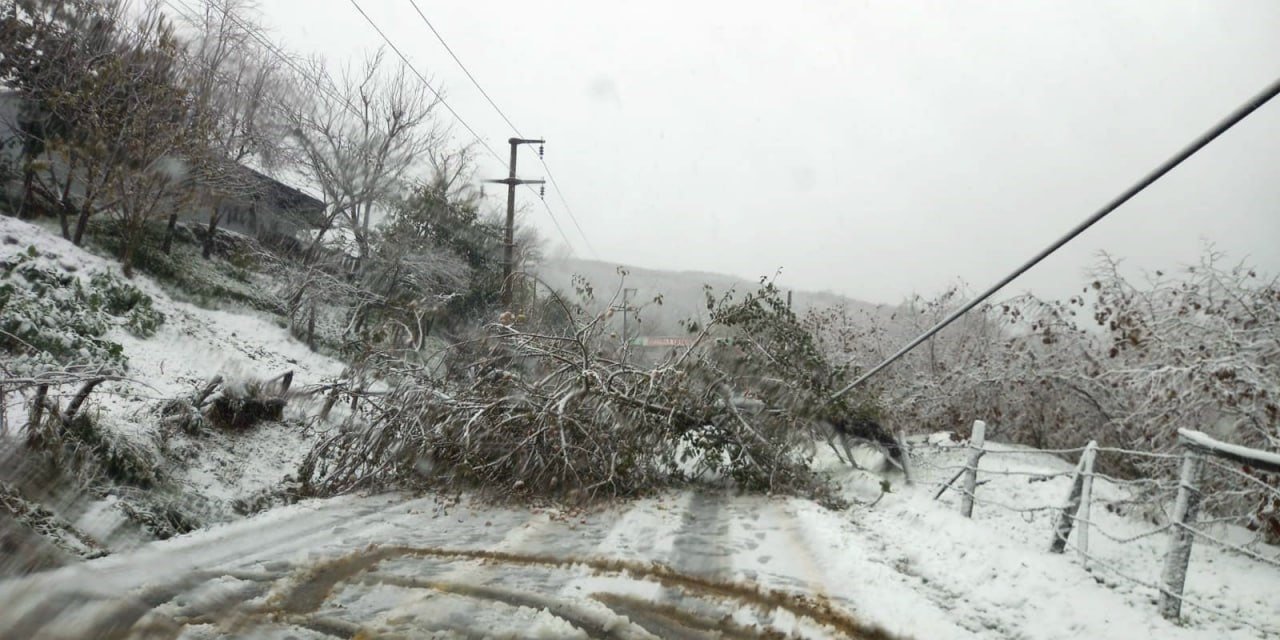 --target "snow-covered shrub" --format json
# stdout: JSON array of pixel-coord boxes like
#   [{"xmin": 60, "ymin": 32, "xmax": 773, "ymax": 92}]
[
  {"xmin": 84, "ymin": 271, "xmax": 165, "ymax": 338},
  {"xmin": 0, "ymin": 481, "xmax": 108, "ymax": 565},
  {"xmin": 113, "ymin": 494, "xmax": 200, "ymax": 540},
  {"xmin": 0, "ymin": 252, "xmax": 125, "ymax": 372},
  {"xmin": 40, "ymin": 412, "xmax": 161, "ymax": 488},
  {"xmin": 1, "ymin": 250, "xmax": 166, "ymax": 384},
  {"xmin": 204, "ymin": 380, "xmax": 286, "ymax": 431},
  {"xmin": 88, "ymin": 220, "xmax": 282, "ymax": 314},
  {"xmin": 812, "ymin": 249, "xmax": 1279, "ymax": 526},
  {"xmin": 157, "ymin": 397, "xmax": 206, "ymax": 436},
  {"xmin": 300, "ymin": 279, "xmax": 876, "ymax": 506},
  {"xmin": 231, "ymin": 480, "xmax": 302, "ymax": 517}
]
